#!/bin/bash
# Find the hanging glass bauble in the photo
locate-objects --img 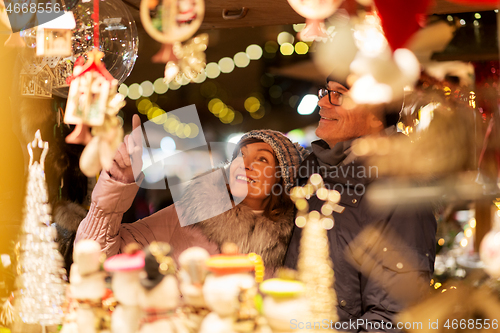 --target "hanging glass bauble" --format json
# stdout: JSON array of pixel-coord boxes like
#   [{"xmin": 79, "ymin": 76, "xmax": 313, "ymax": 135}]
[{"xmin": 43, "ymin": 0, "xmax": 139, "ymax": 98}]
